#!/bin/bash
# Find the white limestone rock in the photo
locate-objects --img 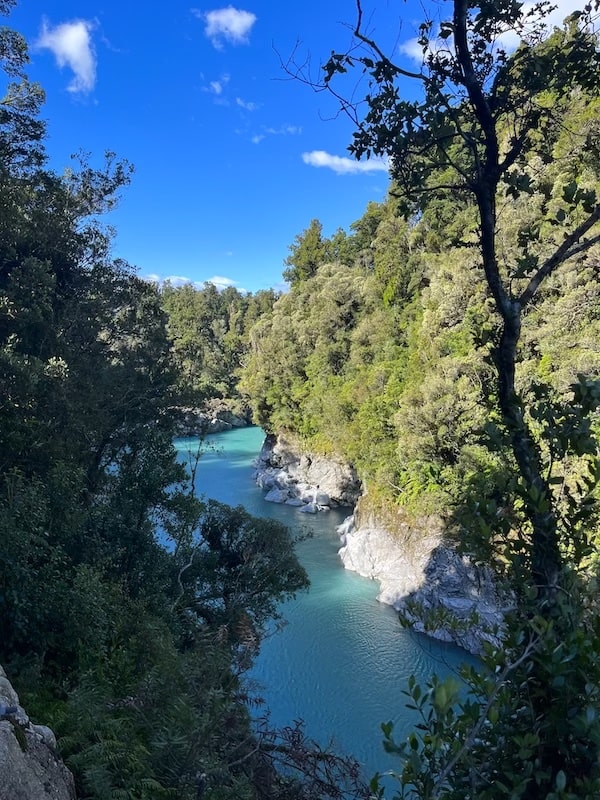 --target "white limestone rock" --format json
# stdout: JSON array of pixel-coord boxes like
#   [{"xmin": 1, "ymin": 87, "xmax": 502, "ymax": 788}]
[
  {"xmin": 264, "ymin": 487, "xmax": 290, "ymax": 503},
  {"xmin": 298, "ymin": 502, "xmax": 318, "ymax": 514},
  {"xmin": 253, "ymin": 433, "xmax": 361, "ymax": 510},
  {"xmin": 337, "ymin": 513, "xmax": 508, "ymax": 654},
  {"xmin": 0, "ymin": 666, "xmax": 75, "ymax": 800},
  {"xmin": 314, "ymin": 491, "xmax": 331, "ymax": 506}
]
